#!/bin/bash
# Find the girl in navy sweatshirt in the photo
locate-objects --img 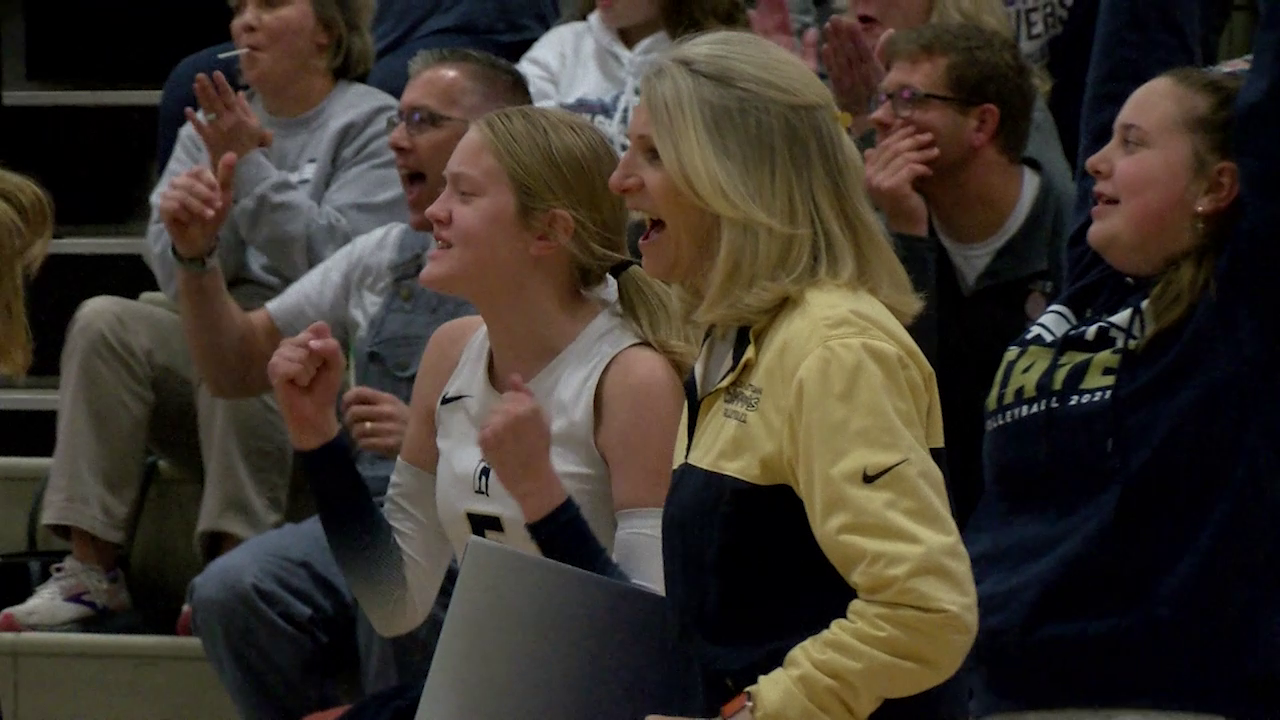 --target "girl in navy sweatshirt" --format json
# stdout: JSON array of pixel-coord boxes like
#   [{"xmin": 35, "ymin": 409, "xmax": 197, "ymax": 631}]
[{"xmin": 965, "ymin": 0, "xmax": 1280, "ymax": 717}]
